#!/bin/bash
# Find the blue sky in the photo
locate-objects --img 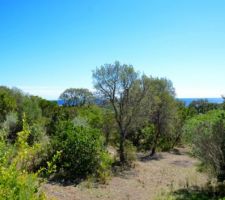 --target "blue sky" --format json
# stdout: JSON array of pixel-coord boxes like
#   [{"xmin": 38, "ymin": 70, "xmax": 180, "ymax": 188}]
[{"xmin": 0, "ymin": 0, "xmax": 225, "ymax": 99}]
